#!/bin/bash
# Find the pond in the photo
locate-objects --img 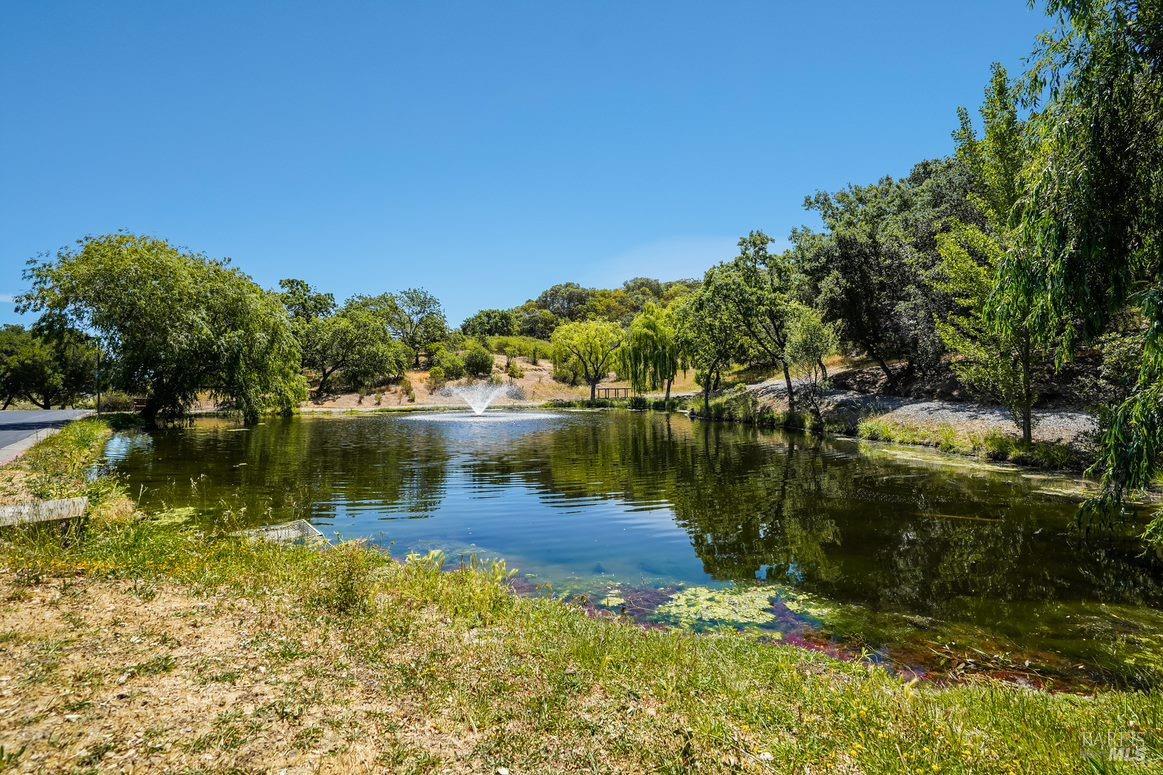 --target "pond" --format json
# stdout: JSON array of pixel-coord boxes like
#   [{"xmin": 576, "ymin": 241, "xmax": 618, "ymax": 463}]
[{"xmin": 102, "ymin": 409, "xmax": 1163, "ymax": 690}]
